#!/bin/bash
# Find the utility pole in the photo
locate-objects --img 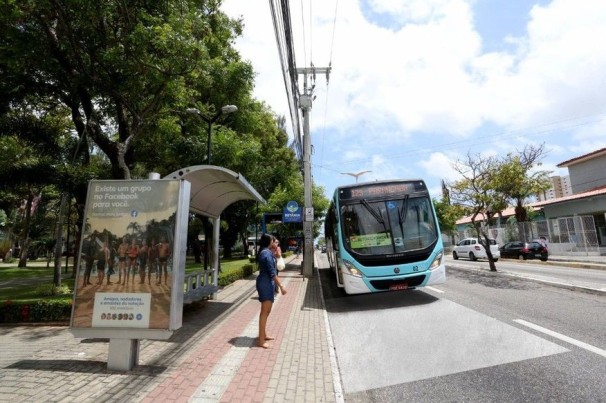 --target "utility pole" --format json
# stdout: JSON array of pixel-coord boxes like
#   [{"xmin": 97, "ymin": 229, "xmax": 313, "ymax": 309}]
[{"xmin": 297, "ymin": 66, "xmax": 330, "ymax": 277}]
